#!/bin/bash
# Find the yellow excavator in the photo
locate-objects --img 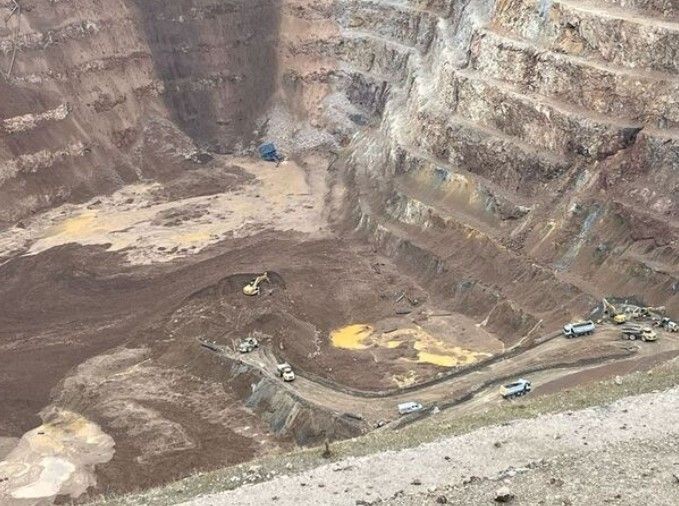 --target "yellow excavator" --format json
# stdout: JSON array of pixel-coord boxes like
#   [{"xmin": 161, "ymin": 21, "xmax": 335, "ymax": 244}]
[
  {"xmin": 243, "ymin": 272, "xmax": 269, "ymax": 296},
  {"xmin": 602, "ymin": 298, "xmax": 627, "ymax": 324}
]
